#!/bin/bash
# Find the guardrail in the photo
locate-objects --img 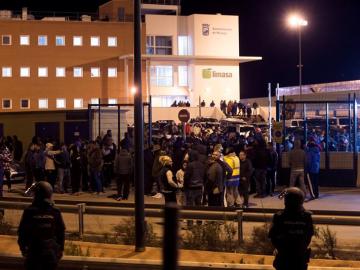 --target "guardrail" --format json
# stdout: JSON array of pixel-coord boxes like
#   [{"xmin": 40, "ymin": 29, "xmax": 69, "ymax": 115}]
[
  {"xmin": 0, "ymin": 254, "xmax": 358, "ymax": 270},
  {"xmin": 2, "ymin": 200, "xmax": 360, "ymax": 242}
]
